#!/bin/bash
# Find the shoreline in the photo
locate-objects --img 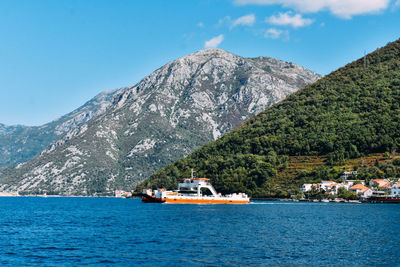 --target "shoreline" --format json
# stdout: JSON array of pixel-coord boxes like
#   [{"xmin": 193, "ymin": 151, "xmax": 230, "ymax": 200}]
[
  {"xmin": 0, "ymin": 194, "xmax": 137, "ymax": 198},
  {"xmin": 251, "ymin": 198, "xmax": 361, "ymax": 203},
  {"xmin": 1, "ymin": 193, "xmax": 397, "ymax": 203}
]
